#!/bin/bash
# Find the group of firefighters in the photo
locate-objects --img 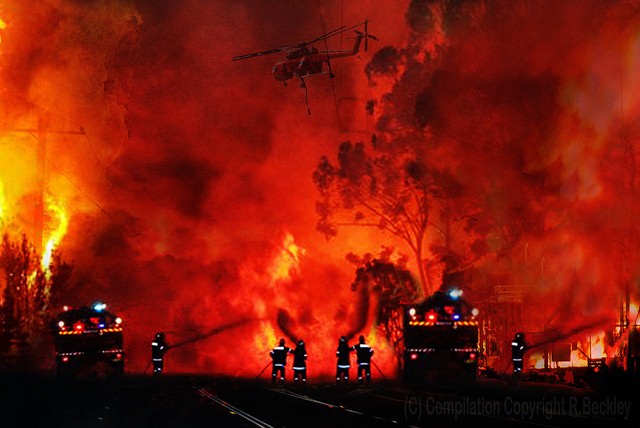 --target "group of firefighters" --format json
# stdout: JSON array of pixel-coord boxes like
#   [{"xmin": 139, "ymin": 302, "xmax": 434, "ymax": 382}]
[
  {"xmin": 270, "ymin": 335, "xmax": 375, "ymax": 384},
  {"xmin": 149, "ymin": 332, "xmax": 375, "ymax": 383},
  {"xmin": 151, "ymin": 330, "xmax": 636, "ymax": 381}
]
